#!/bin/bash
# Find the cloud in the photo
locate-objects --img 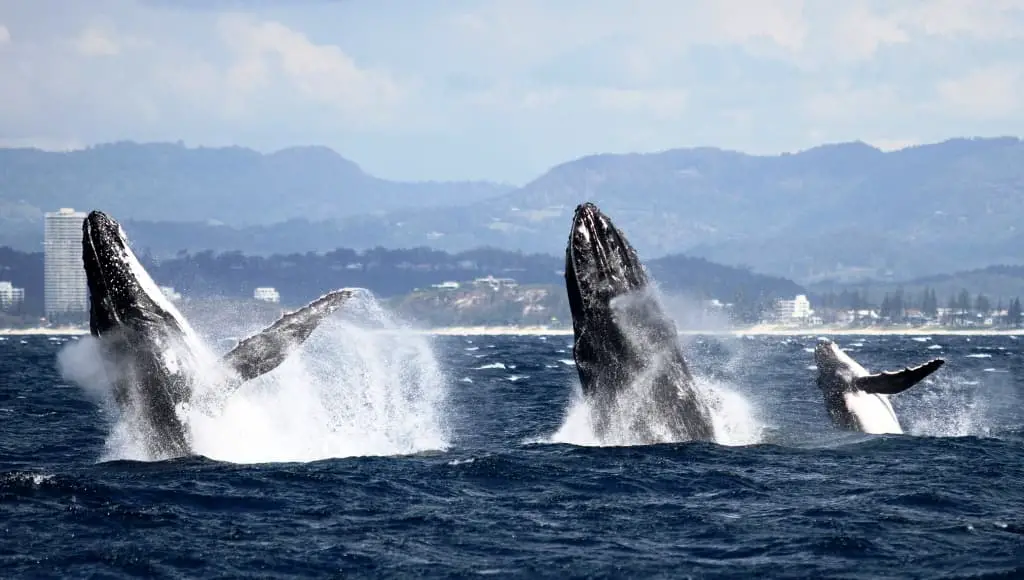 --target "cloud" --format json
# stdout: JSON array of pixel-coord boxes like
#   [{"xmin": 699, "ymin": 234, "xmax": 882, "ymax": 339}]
[
  {"xmin": 896, "ymin": 0, "xmax": 1024, "ymax": 39},
  {"xmin": 74, "ymin": 27, "xmax": 121, "ymax": 56},
  {"xmin": 935, "ymin": 65, "xmax": 1023, "ymax": 119},
  {"xmin": 0, "ymin": 0, "xmax": 1023, "ymax": 182},
  {"xmin": 804, "ymin": 86, "xmax": 902, "ymax": 122},
  {"xmin": 215, "ymin": 14, "xmax": 406, "ymax": 125},
  {"xmin": 827, "ymin": 3, "xmax": 911, "ymax": 63}
]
